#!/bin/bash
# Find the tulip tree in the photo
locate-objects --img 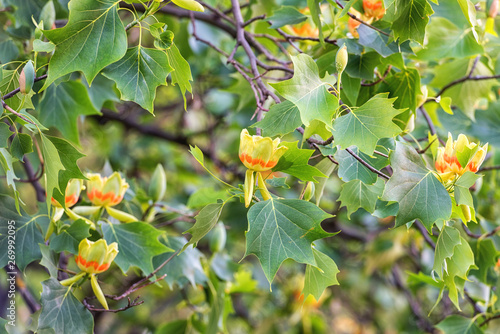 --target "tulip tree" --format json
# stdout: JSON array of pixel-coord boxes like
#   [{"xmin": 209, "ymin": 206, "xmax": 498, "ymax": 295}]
[{"xmin": 2, "ymin": 0, "xmax": 500, "ymax": 333}]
